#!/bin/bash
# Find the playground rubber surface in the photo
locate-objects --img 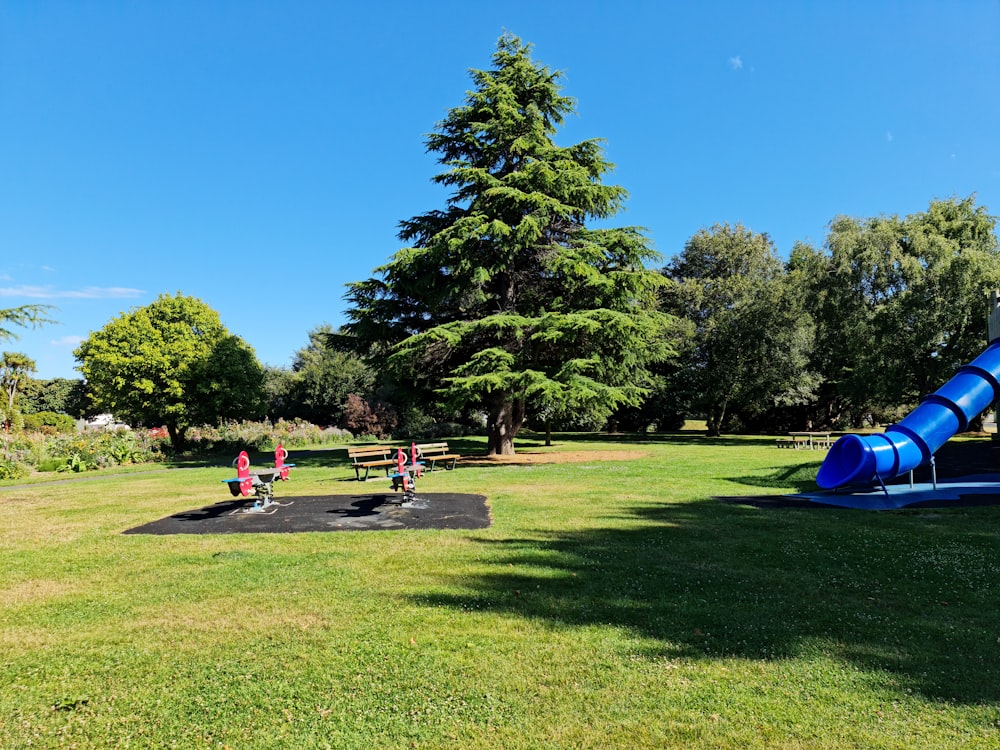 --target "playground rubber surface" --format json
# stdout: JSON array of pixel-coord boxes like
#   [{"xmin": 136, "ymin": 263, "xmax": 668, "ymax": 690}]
[
  {"xmin": 123, "ymin": 492, "xmax": 490, "ymax": 535},
  {"xmin": 718, "ymin": 474, "xmax": 1000, "ymax": 510}
]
